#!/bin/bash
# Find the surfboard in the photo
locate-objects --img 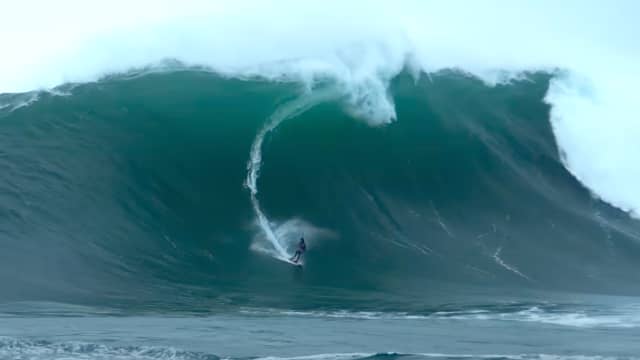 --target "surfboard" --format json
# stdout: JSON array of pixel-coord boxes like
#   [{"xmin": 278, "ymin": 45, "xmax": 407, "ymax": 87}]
[
  {"xmin": 274, "ymin": 253, "xmax": 303, "ymax": 267},
  {"xmin": 282, "ymin": 258, "xmax": 303, "ymax": 267},
  {"xmin": 288, "ymin": 259, "xmax": 303, "ymax": 267}
]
